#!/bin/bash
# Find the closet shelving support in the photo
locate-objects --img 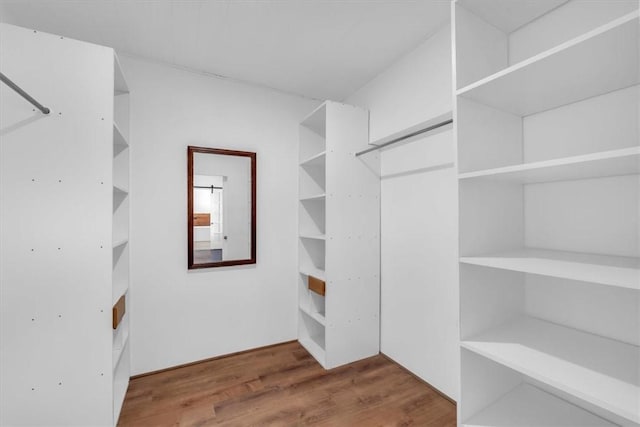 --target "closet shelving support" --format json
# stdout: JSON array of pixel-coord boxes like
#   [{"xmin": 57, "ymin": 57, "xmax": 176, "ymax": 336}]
[{"xmin": 454, "ymin": 1, "xmax": 640, "ymax": 425}]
